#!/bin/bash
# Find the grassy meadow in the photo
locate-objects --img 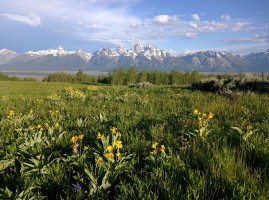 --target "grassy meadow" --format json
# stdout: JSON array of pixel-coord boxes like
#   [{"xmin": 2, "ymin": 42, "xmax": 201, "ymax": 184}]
[{"xmin": 0, "ymin": 79, "xmax": 269, "ymax": 199}]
